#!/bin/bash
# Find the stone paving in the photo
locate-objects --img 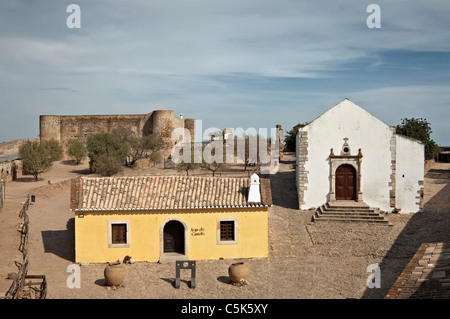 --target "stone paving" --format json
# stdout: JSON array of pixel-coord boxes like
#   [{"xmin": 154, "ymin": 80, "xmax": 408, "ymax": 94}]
[
  {"xmin": 1, "ymin": 157, "xmax": 449, "ymax": 299},
  {"xmin": 386, "ymin": 242, "xmax": 450, "ymax": 299}
]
